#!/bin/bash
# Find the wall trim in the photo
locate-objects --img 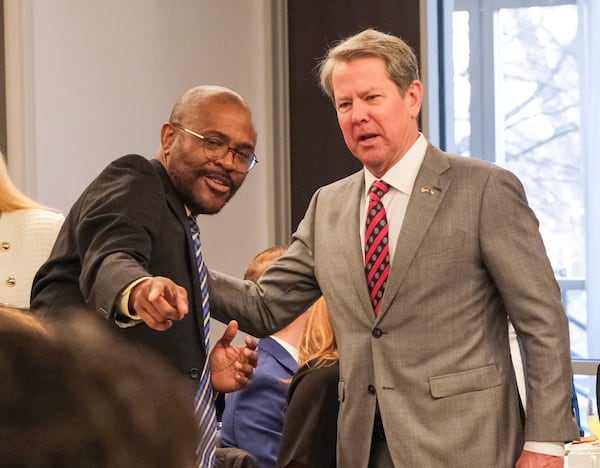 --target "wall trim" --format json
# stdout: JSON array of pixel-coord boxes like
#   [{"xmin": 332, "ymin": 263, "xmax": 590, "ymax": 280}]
[
  {"xmin": 270, "ymin": 0, "xmax": 292, "ymax": 243},
  {"xmin": 3, "ymin": 0, "xmax": 35, "ymax": 194}
]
